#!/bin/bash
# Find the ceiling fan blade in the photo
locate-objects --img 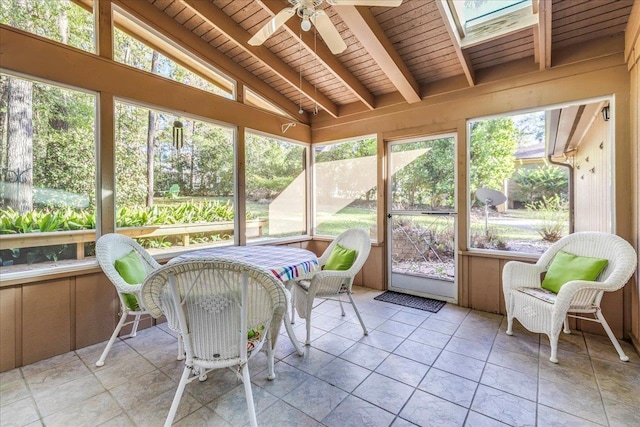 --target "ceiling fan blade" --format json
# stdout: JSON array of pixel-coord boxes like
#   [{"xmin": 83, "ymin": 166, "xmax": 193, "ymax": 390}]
[
  {"xmin": 248, "ymin": 7, "xmax": 295, "ymax": 46},
  {"xmin": 326, "ymin": 0, "xmax": 403, "ymax": 7},
  {"xmin": 312, "ymin": 11, "xmax": 347, "ymax": 54}
]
